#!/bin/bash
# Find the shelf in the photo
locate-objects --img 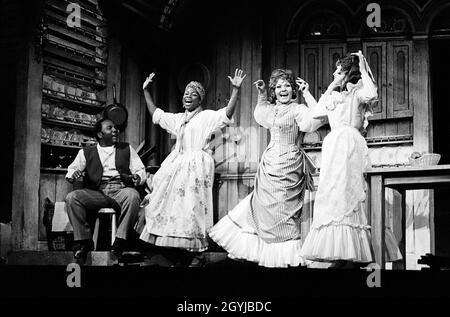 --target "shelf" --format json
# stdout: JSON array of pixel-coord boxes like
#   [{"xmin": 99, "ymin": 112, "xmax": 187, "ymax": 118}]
[
  {"xmin": 47, "ymin": 21, "xmax": 104, "ymax": 48},
  {"xmin": 44, "ymin": 55, "xmax": 97, "ymax": 78},
  {"xmin": 44, "ymin": 63, "xmax": 106, "ymax": 89},
  {"xmin": 44, "ymin": 39, "xmax": 106, "ymax": 68},
  {"xmin": 41, "ymin": 141, "xmax": 97, "ymax": 150},
  {"xmin": 43, "ymin": 89, "xmax": 105, "ymax": 110},
  {"xmin": 46, "ymin": 0, "xmax": 106, "ymax": 29},
  {"xmin": 41, "ymin": 167, "xmax": 68, "ymax": 174},
  {"xmin": 42, "ymin": 117, "xmax": 95, "ymax": 131},
  {"xmin": 46, "ymin": 33, "xmax": 103, "ymax": 60},
  {"xmin": 302, "ymin": 135, "xmax": 414, "ymax": 151},
  {"xmin": 366, "ymin": 134, "xmax": 413, "ymax": 146},
  {"xmin": 44, "ymin": 9, "xmax": 106, "ymax": 44},
  {"xmin": 61, "ymin": 0, "xmax": 106, "ymax": 23}
]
